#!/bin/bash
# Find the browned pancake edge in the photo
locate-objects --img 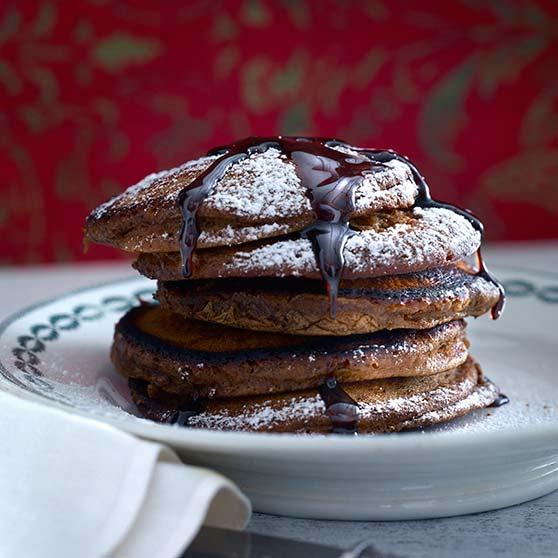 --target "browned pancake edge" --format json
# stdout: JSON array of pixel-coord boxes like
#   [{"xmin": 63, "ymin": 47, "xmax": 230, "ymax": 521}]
[
  {"xmin": 112, "ymin": 305, "xmax": 470, "ymax": 398},
  {"xmin": 129, "ymin": 357, "xmax": 500, "ymax": 433},
  {"xmin": 156, "ymin": 266, "xmax": 499, "ymax": 335}
]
